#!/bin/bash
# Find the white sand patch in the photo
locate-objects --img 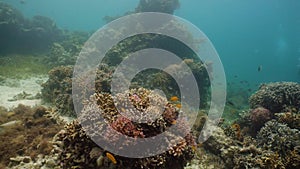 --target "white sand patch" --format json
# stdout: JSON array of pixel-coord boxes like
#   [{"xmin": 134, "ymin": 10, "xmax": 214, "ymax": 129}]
[{"xmin": 0, "ymin": 76, "xmax": 48, "ymax": 110}]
